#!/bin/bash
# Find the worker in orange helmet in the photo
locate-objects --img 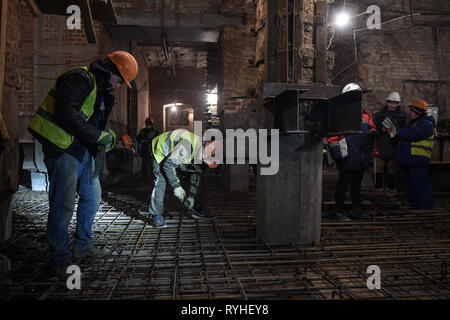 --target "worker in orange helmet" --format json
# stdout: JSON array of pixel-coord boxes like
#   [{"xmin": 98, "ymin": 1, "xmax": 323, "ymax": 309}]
[
  {"xmin": 147, "ymin": 129, "xmax": 221, "ymax": 228},
  {"xmin": 28, "ymin": 51, "xmax": 138, "ymax": 277},
  {"xmin": 383, "ymin": 99, "xmax": 436, "ymax": 210},
  {"xmin": 136, "ymin": 117, "xmax": 160, "ymax": 179}
]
